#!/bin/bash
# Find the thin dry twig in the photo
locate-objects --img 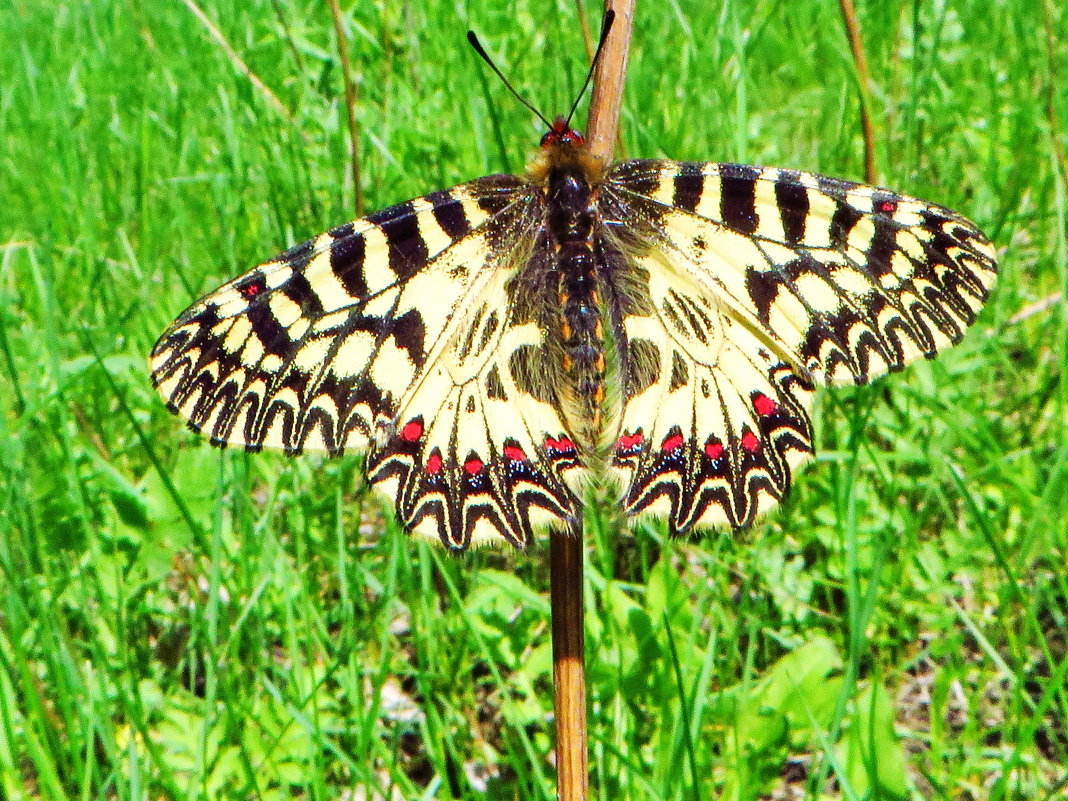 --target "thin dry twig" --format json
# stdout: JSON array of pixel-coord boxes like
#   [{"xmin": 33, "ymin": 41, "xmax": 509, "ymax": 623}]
[
  {"xmin": 574, "ymin": 0, "xmax": 594, "ymax": 62},
  {"xmin": 328, "ymin": 0, "xmax": 365, "ymax": 216},
  {"xmin": 1006, "ymin": 293, "xmax": 1064, "ymax": 327},
  {"xmin": 70, "ymin": 403, "xmax": 111, "ymax": 461},
  {"xmin": 585, "ymin": 0, "xmax": 634, "ymax": 165},
  {"xmin": 178, "ymin": 0, "xmax": 291, "ymax": 121},
  {"xmin": 1042, "ymin": 0, "xmax": 1068, "ymax": 185},
  {"xmin": 837, "ymin": 0, "xmax": 877, "ymax": 183},
  {"xmin": 269, "ymin": 0, "xmax": 306, "ymax": 74}
]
